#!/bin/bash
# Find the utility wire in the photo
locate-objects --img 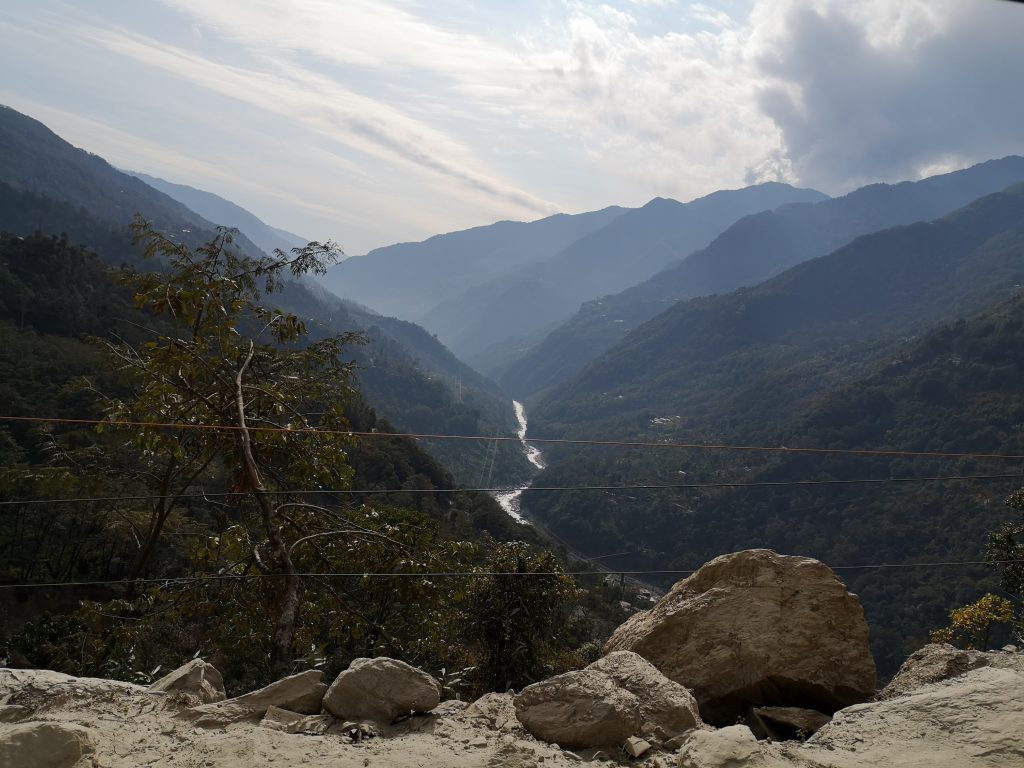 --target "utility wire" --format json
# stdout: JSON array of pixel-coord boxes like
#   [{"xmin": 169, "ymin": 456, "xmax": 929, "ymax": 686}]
[
  {"xmin": 1, "ymin": 559, "xmax": 1021, "ymax": 590},
  {"xmin": 2, "ymin": 472, "xmax": 1022, "ymax": 508},
  {"xmin": 3, "ymin": 414, "xmax": 1024, "ymax": 462}
]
